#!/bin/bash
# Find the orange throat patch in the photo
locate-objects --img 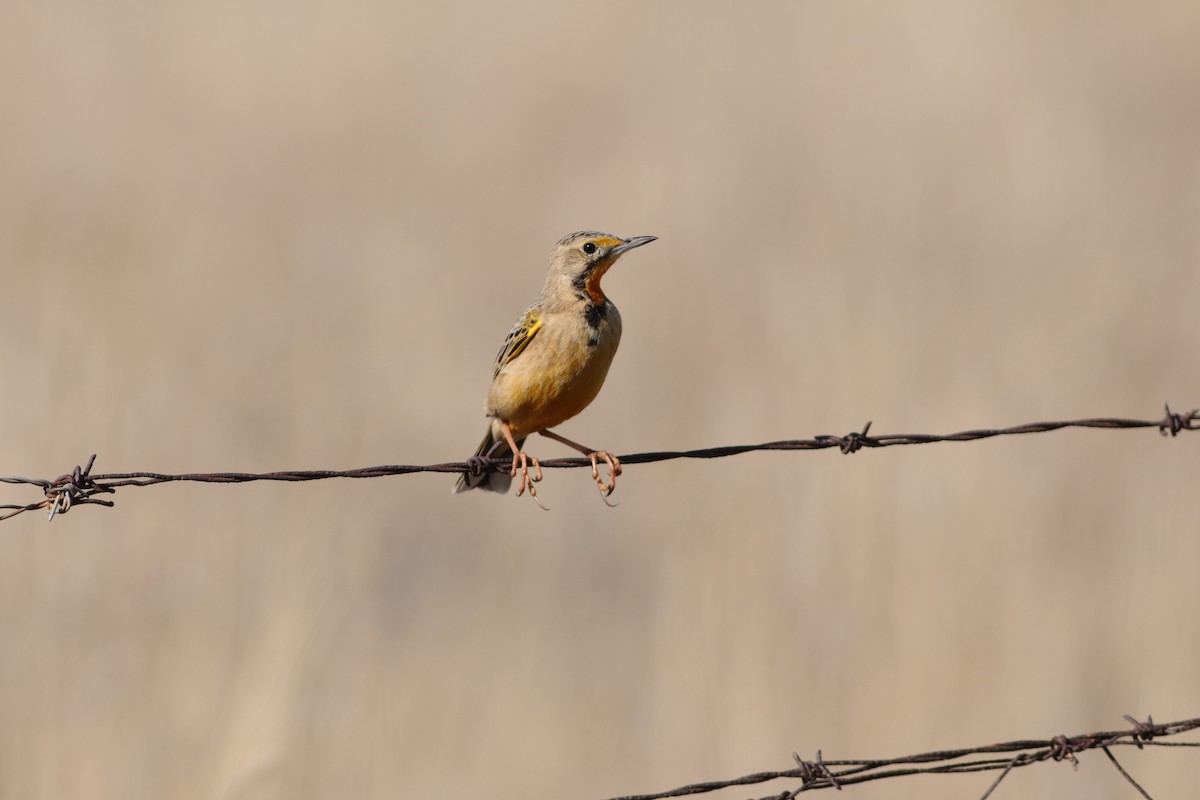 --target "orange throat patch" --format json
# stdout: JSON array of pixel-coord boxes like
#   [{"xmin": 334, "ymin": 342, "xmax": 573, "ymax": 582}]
[{"xmin": 584, "ymin": 258, "xmax": 614, "ymax": 305}]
